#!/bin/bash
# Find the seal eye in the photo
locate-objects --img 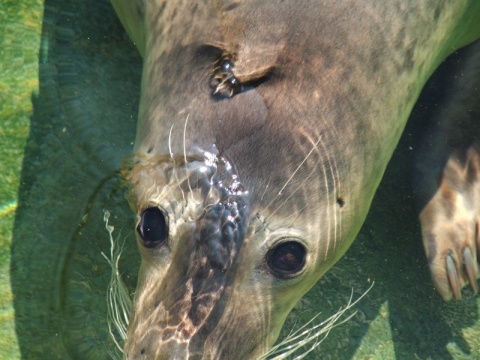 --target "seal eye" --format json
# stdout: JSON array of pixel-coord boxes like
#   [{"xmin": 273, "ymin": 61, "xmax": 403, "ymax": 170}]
[
  {"xmin": 267, "ymin": 241, "xmax": 307, "ymax": 278},
  {"xmin": 137, "ymin": 207, "xmax": 168, "ymax": 248}
]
